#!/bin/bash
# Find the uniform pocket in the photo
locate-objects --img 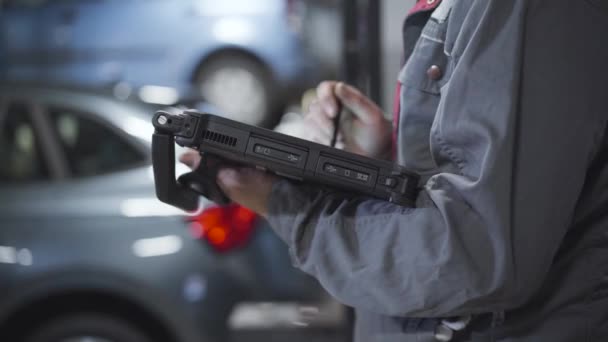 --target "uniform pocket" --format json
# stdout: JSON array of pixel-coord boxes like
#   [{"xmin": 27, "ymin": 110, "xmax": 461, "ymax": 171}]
[
  {"xmin": 398, "ymin": 19, "xmax": 453, "ymax": 95},
  {"xmin": 394, "ymin": 17, "xmax": 453, "ymax": 171}
]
